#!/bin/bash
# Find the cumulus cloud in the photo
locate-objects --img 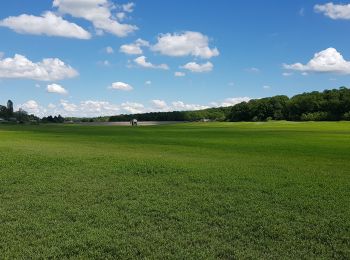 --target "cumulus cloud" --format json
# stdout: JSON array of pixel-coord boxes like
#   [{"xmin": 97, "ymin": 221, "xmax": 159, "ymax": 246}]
[
  {"xmin": 145, "ymin": 80, "xmax": 152, "ymax": 85},
  {"xmin": 122, "ymin": 2, "xmax": 135, "ymax": 13},
  {"xmin": 79, "ymin": 100, "xmax": 119, "ymax": 115},
  {"xmin": 53, "ymin": 0, "xmax": 137, "ymax": 37},
  {"xmin": 0, "ymin": 53, "xmax": 78, "ymax": 81},
  {"xmin": 174, "ymin": 71, "xmax": 186, "ymax": 77},
  {"xmin": 263, "ymin": 85, "xmax": 271, "ymax": 89},
  {"xmin": 19, "ymin": 100, "xmax": 40, "ymax": 114},
  {"xmin": 181, "ymin": 61, "xmax": 213, "ymax": 73},
  {"xmin": 134, "ymin": 56, "xmax": 169, "ymax": 70},
  {"xmin": 109, "ymin": 81, "xmax": 133, "ymax": 91},
  {"xmin": 116, "ymin": 12, "xmax": 126, "ymax": 21},
  {"xmin": 151, "ymin": 31, "xmax": 219, "ymax": 59},
  {"xmin": 0, "ymin": 11, "xmax": 91, "ymax": 39},
  {"xmin": 214, "ymin": 97, "xmax": 251, "ymax": 107},
  {"xmin": 172, "ymin": 101, "xmax": 209, "ymax": 111},
  {"xmin": 18, "ymin": 96, "xmax": 256, "ymax": 117},
  {"xmin": 121, "ymin": 102, "xmax": 144, "ymax": 114},
  {"xmin": 48, "ymin": 103, "xmax": 56, "ymax": 109},
  {"xmin": 151, "ymin": 99, "xmax": 168, "ymax": 110},
  {"xmin": 314, "ymin": 2, "xmax": 350, "ymax": 20},
  {"xmin": 60, "ymin": 100, "xmax": 77, "ymax": 112},
  {"xmin": 47, "ymin": 83, "xmax": 68, "ymax": 95},
  {"xmin": 55, "ymin": 100, "xmax": 119, "ymax": 116},
  {"xmin": 120, "ymin": 39, "xmax": 149, "ymax": 55},
  {"xmin": 283, "ymin": 47, "xmax": 350, "ymax": 74}
]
